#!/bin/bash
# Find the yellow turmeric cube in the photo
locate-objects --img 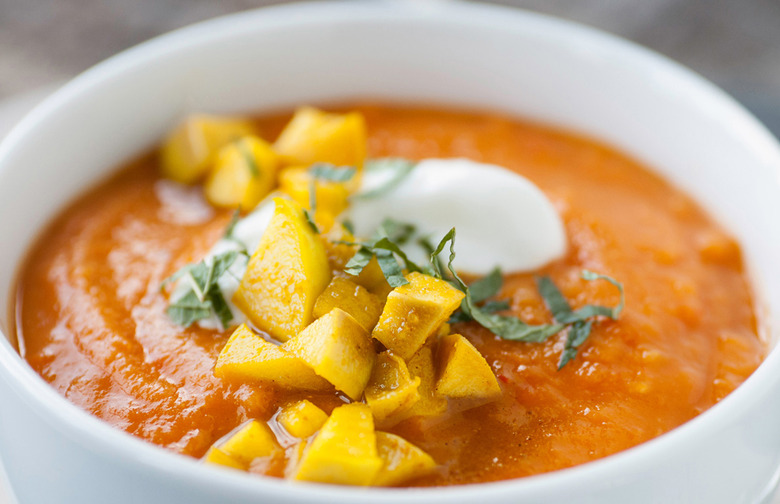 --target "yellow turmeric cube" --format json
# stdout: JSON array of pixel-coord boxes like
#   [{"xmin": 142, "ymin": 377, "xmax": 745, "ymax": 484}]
[
  {"xmin": 293, "ymin": 403, "xmax": 383, "ymax": 485},
  {"xmin": 435, "ymin": 333, "xmax": 502, "ymax": 400},
  {"xmin": 219, "ymin": 420, "xmax": 281, "ymax": 467},
  {"xmin": 373, "ymin": 432, "xmax": 437, "ymax": 486},
  {"xmin": 204, "ymin": 136, "xmax": 278, "ymax": 210},
  {"xmin": 215, "ymin": 324, "xmax": 330, "ymax": 391},
  {"xmin": 313, "ymin": 277, "xmax": 384, "ymax": 332},
  {"xmin": 278, "ymin": 166, "xmax": 351, "ymax": 231},
  {"xmin": 203, "ymin": 447, "xmax": 245, "ymax": 471},
  {"xmin": 277, "ymin": 400, "xmax": 329, "ymax": 438},
  {"xmin": 353, "ymin": 257, "xmax": 393, "ymax": 299},
  {"xmin": 274, "ymin": 107, "xmax": 367, "ymax": 169},
  {"xmin": 282, "ymin": 308, "xmax": 375, "ymax": 400},
  {"xmin": 233, "ymin": 198, "xmax": 331, "ymax": 342},
  {"xmin": 372, "ymin": 272, "xmax": 465, "ymax": 360},
  {"xmin": 161, "ymin": 115, "xmax": 255, "ymax": 184},
  {"xmin": 365, "ymin": 352, "xmax": 421, "ymax": 425}
]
